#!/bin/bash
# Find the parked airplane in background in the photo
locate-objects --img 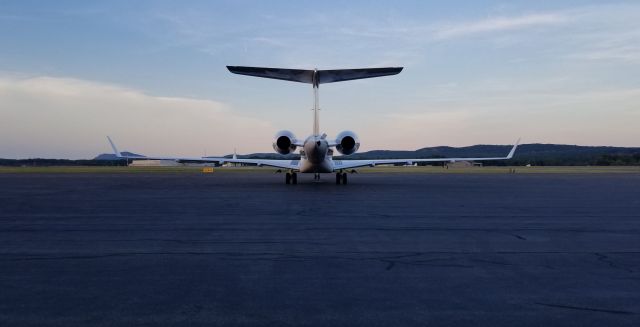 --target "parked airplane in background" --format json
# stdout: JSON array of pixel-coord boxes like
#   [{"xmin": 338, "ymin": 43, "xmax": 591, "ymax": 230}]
[{"xmin": 108, "ymin": 66, "xmax": 519, "ymax": 184}]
